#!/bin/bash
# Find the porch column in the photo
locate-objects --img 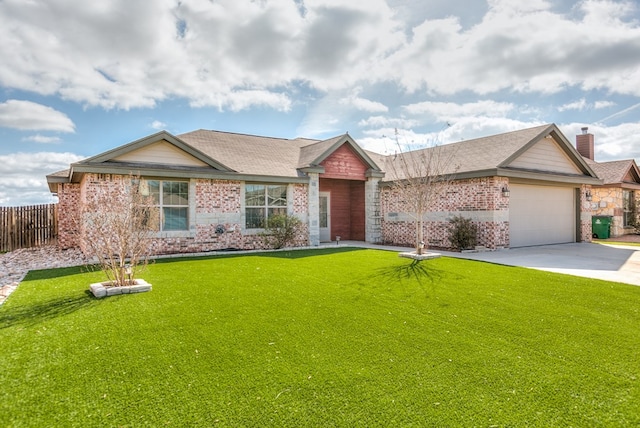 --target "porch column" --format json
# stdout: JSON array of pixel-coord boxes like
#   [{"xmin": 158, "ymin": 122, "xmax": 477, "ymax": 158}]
[
  {"xmin": 308, "ymin": 172, "xmax": 320, "ymax": 246},
  {"xmin": 365, "ymin": 177, "xmax": 382, "ymax": 243}
]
